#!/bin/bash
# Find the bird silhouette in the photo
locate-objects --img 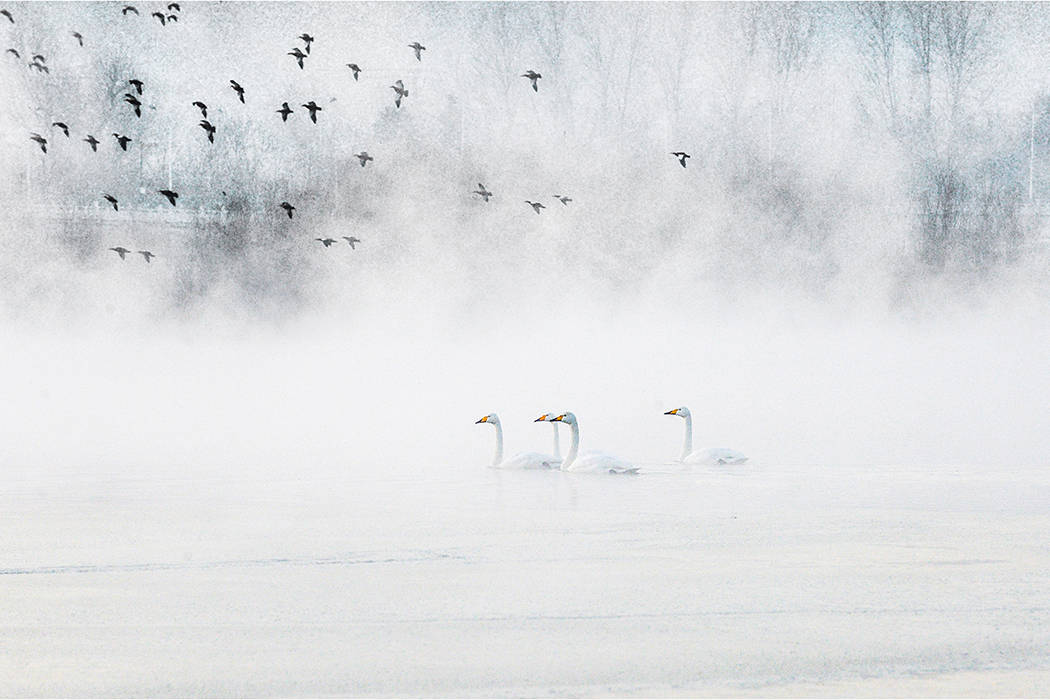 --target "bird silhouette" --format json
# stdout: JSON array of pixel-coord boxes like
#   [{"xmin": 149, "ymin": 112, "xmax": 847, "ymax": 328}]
[
  {"xmin": 52, "ymin": 122, "xmax": 69, "ymax": 137},
  {"xmin": 299, "ymin": 33, "xmax": 313, "ymax": 54},
  {"xmin": 151, "ymin": 11, "xmax": 166, "ymax": 25},
  {"xmin": 525, "ymin": 200, "xmax": 545, "ymax": 214},
  {"xmin": 391, "ymin": 79, "xmax": 408, "ymax": 108},
  {"xmin": 128, "ymin": 78, "xmax": 143, "ymax": 94},
  {"xmin": 280, "ymin": 202, "xmax": 295, "ymax": 218},
  {"xmin": 109, "ymin": 247, "xmax": 130, "ymax": 259},
  {"xmin": 113, "ymin": 133, "xmax": 132, "ymax": 150},
  {"xmin": 199, "ymin": 119, "xmax": 215, "ymax": 143},
  {"xmin": 522, "ymin": 70, "xmax": 541, "ymax": 92},
  {"xmin": 554, "ymin": 194, "xmax": 572, "ymax": 205},
  {"xmin": 158, "ymin": 189, "xmax": 178, "ymax": 206},
  {"xmin": 121, "ymin": 5, "xmax": 138, "ymax": 15},
  {"xmin": 302, "ymin": 100, "xmax": 321, "ymax": 123},
  {"xmin": 229, "ymin": 79, "xmax": 245, "ymax": 103},
  {"xmin": 28, "ymin": 60, "xmax": 49, "ymax": 73},
  {"xmin": 671, "ymin": 151, "xmax": 691, "ymax": 168},
  {"xmin": 5, "ymin": 48, "xmax": 18, "ymax": 58},
  {"xmin": 408, "ymin": 42, "xmax": 425, "ymax": 61},
  {"xmin": 83, "ymin": 134, "xmax": 99, "ymax": 151},
  {"xmin": 72, "ymin": 31, "xmax": 83, "ymax": 46},
  {"xmin": 315, "ymin": 238, "xmax": 336, "ymax": 247},
  {"xmin": 288, "ymin": 47, "xmax": 306, "ymax": 69},
  {"xmin": 354, "ymin": 151, "xmax": 373, "ymax": 167},
  {"xmin": 29, "ymin": 133, "xmax": 46, "ymax": 153},
  {"xmin": 137, "ymin": 250, "xmax": 156, "ymax": 263},
  {"xmin": 276, "ymin": 102, "xmax": 293, "ymax": 121},
  {"xmin": 473, "ymin": 184, "xmax": 492, "ymax": 202},
  {"xmin": 167, "ymin": 2, "xmax": 180, "ymax": 11},
  {"xmin": 0, "ymin": 9, "xmax": 12, "ymax": 22},
  {"xmin": 124, "ymin": 93, "xmax": 142, "ymax": 117},
  {"xmin": 31, "ymin": 53, "xmax": 46, "ymax": 63},
  {"xmin": 346, "ymin": 63, "xmax": 360, "ymax": 81},
  {"xmin": 167, "ymin": 14, "xmax": 177, "ymax": 22},
  {"xmin": 103, "ymin": 194, "xmax": 118, "ymax": 211},
  {"xmin": 343, "ymin": 236, "xmax": 361, "ymax": 249},
  {"xmin": 192, "ymin": 101, "xmax": 207, "ymax": 118}
]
